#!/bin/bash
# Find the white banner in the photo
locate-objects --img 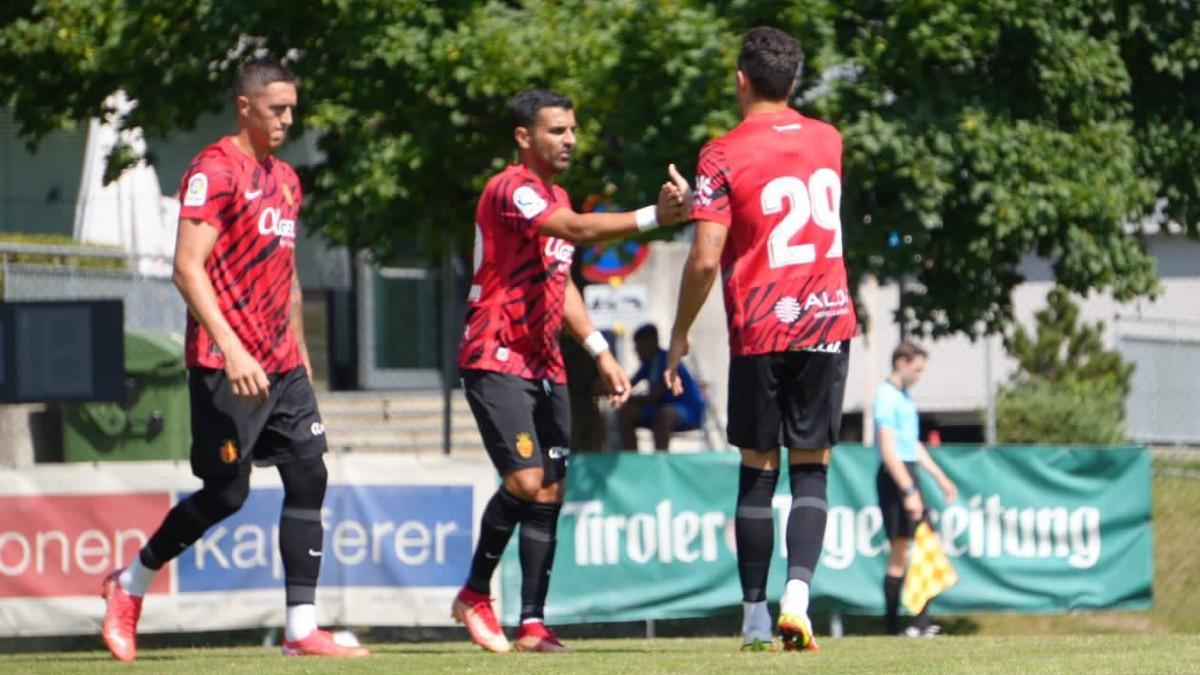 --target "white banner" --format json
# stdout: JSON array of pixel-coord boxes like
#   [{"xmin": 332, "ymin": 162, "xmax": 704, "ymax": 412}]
[{"xmin": 0, "ymin": 454, "xmax": 496, "ymax": 637}]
